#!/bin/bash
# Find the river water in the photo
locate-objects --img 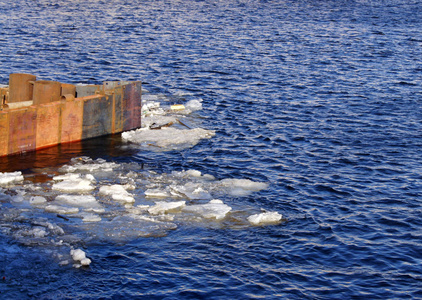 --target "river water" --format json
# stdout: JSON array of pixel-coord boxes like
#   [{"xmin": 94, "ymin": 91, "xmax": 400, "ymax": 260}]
[{"xmin": 1, "ymin": 0, "xmax": 422, "ymax": 298}]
